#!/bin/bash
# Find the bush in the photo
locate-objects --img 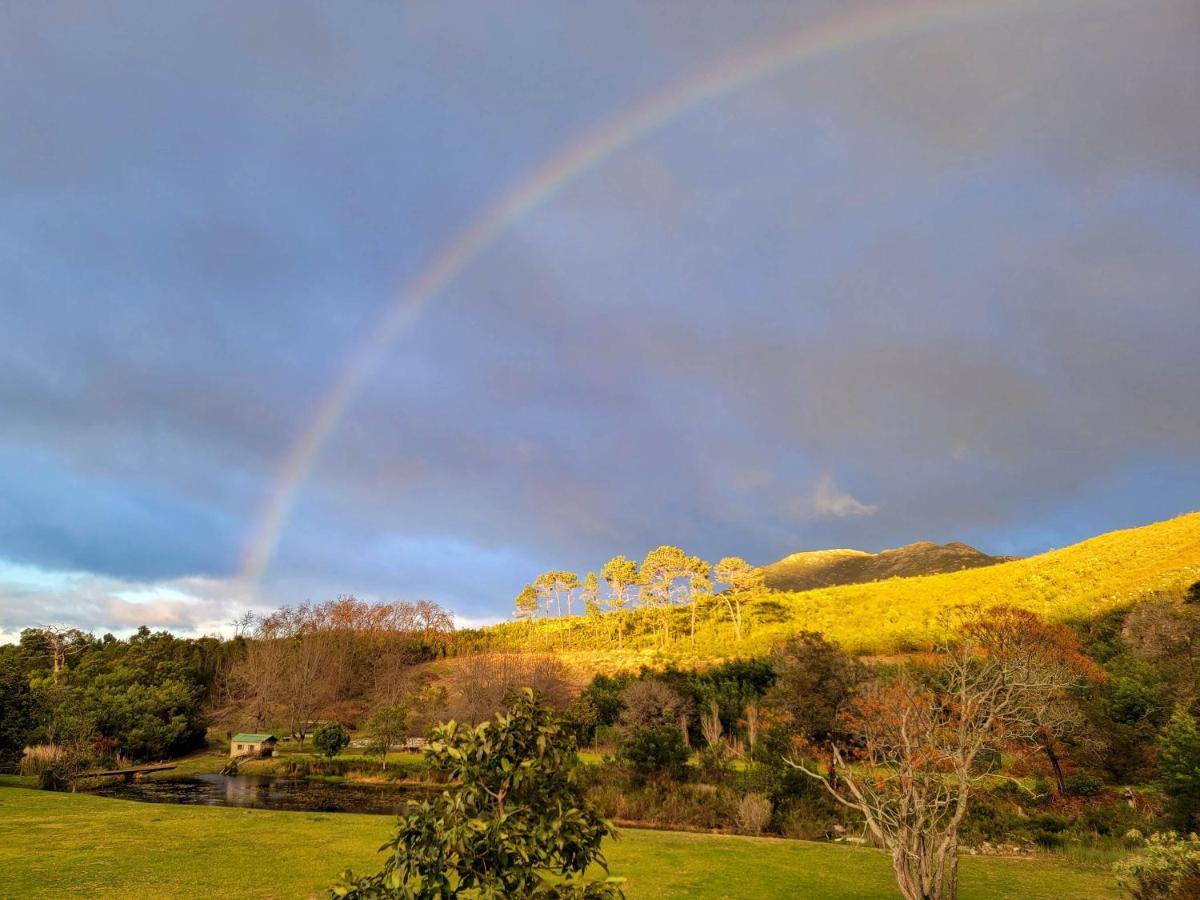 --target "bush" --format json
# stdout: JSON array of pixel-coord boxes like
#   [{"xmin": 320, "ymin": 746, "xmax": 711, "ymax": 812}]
[
  {"xmin": 618, "ymin": 724, "xmax": 689, "ymax": 783},
  {"xmin": 21, "ymin": 744, "xmax": 91, "ymax": 791},
  {"xmin": 331, "ymin": 689, "xmax": 622, "ymax": 898},
  {"xmin": 312, "ymin": 723, "xmax": 350, "ymax": 759},
  {"xmin": 1064, "ymin": 774, "xmax": 1105, "ymax": 797},
  {"xmin": 1115, "ymin": 832, "xmax": 1200, "ymax": 899},
  {"xmin": 736, "ymin": 793, "xmax": 772, "ymax": 835},
  {"xmin": 1160, "ymin": 710, "xmax": 1200, "ymax": 830}
]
